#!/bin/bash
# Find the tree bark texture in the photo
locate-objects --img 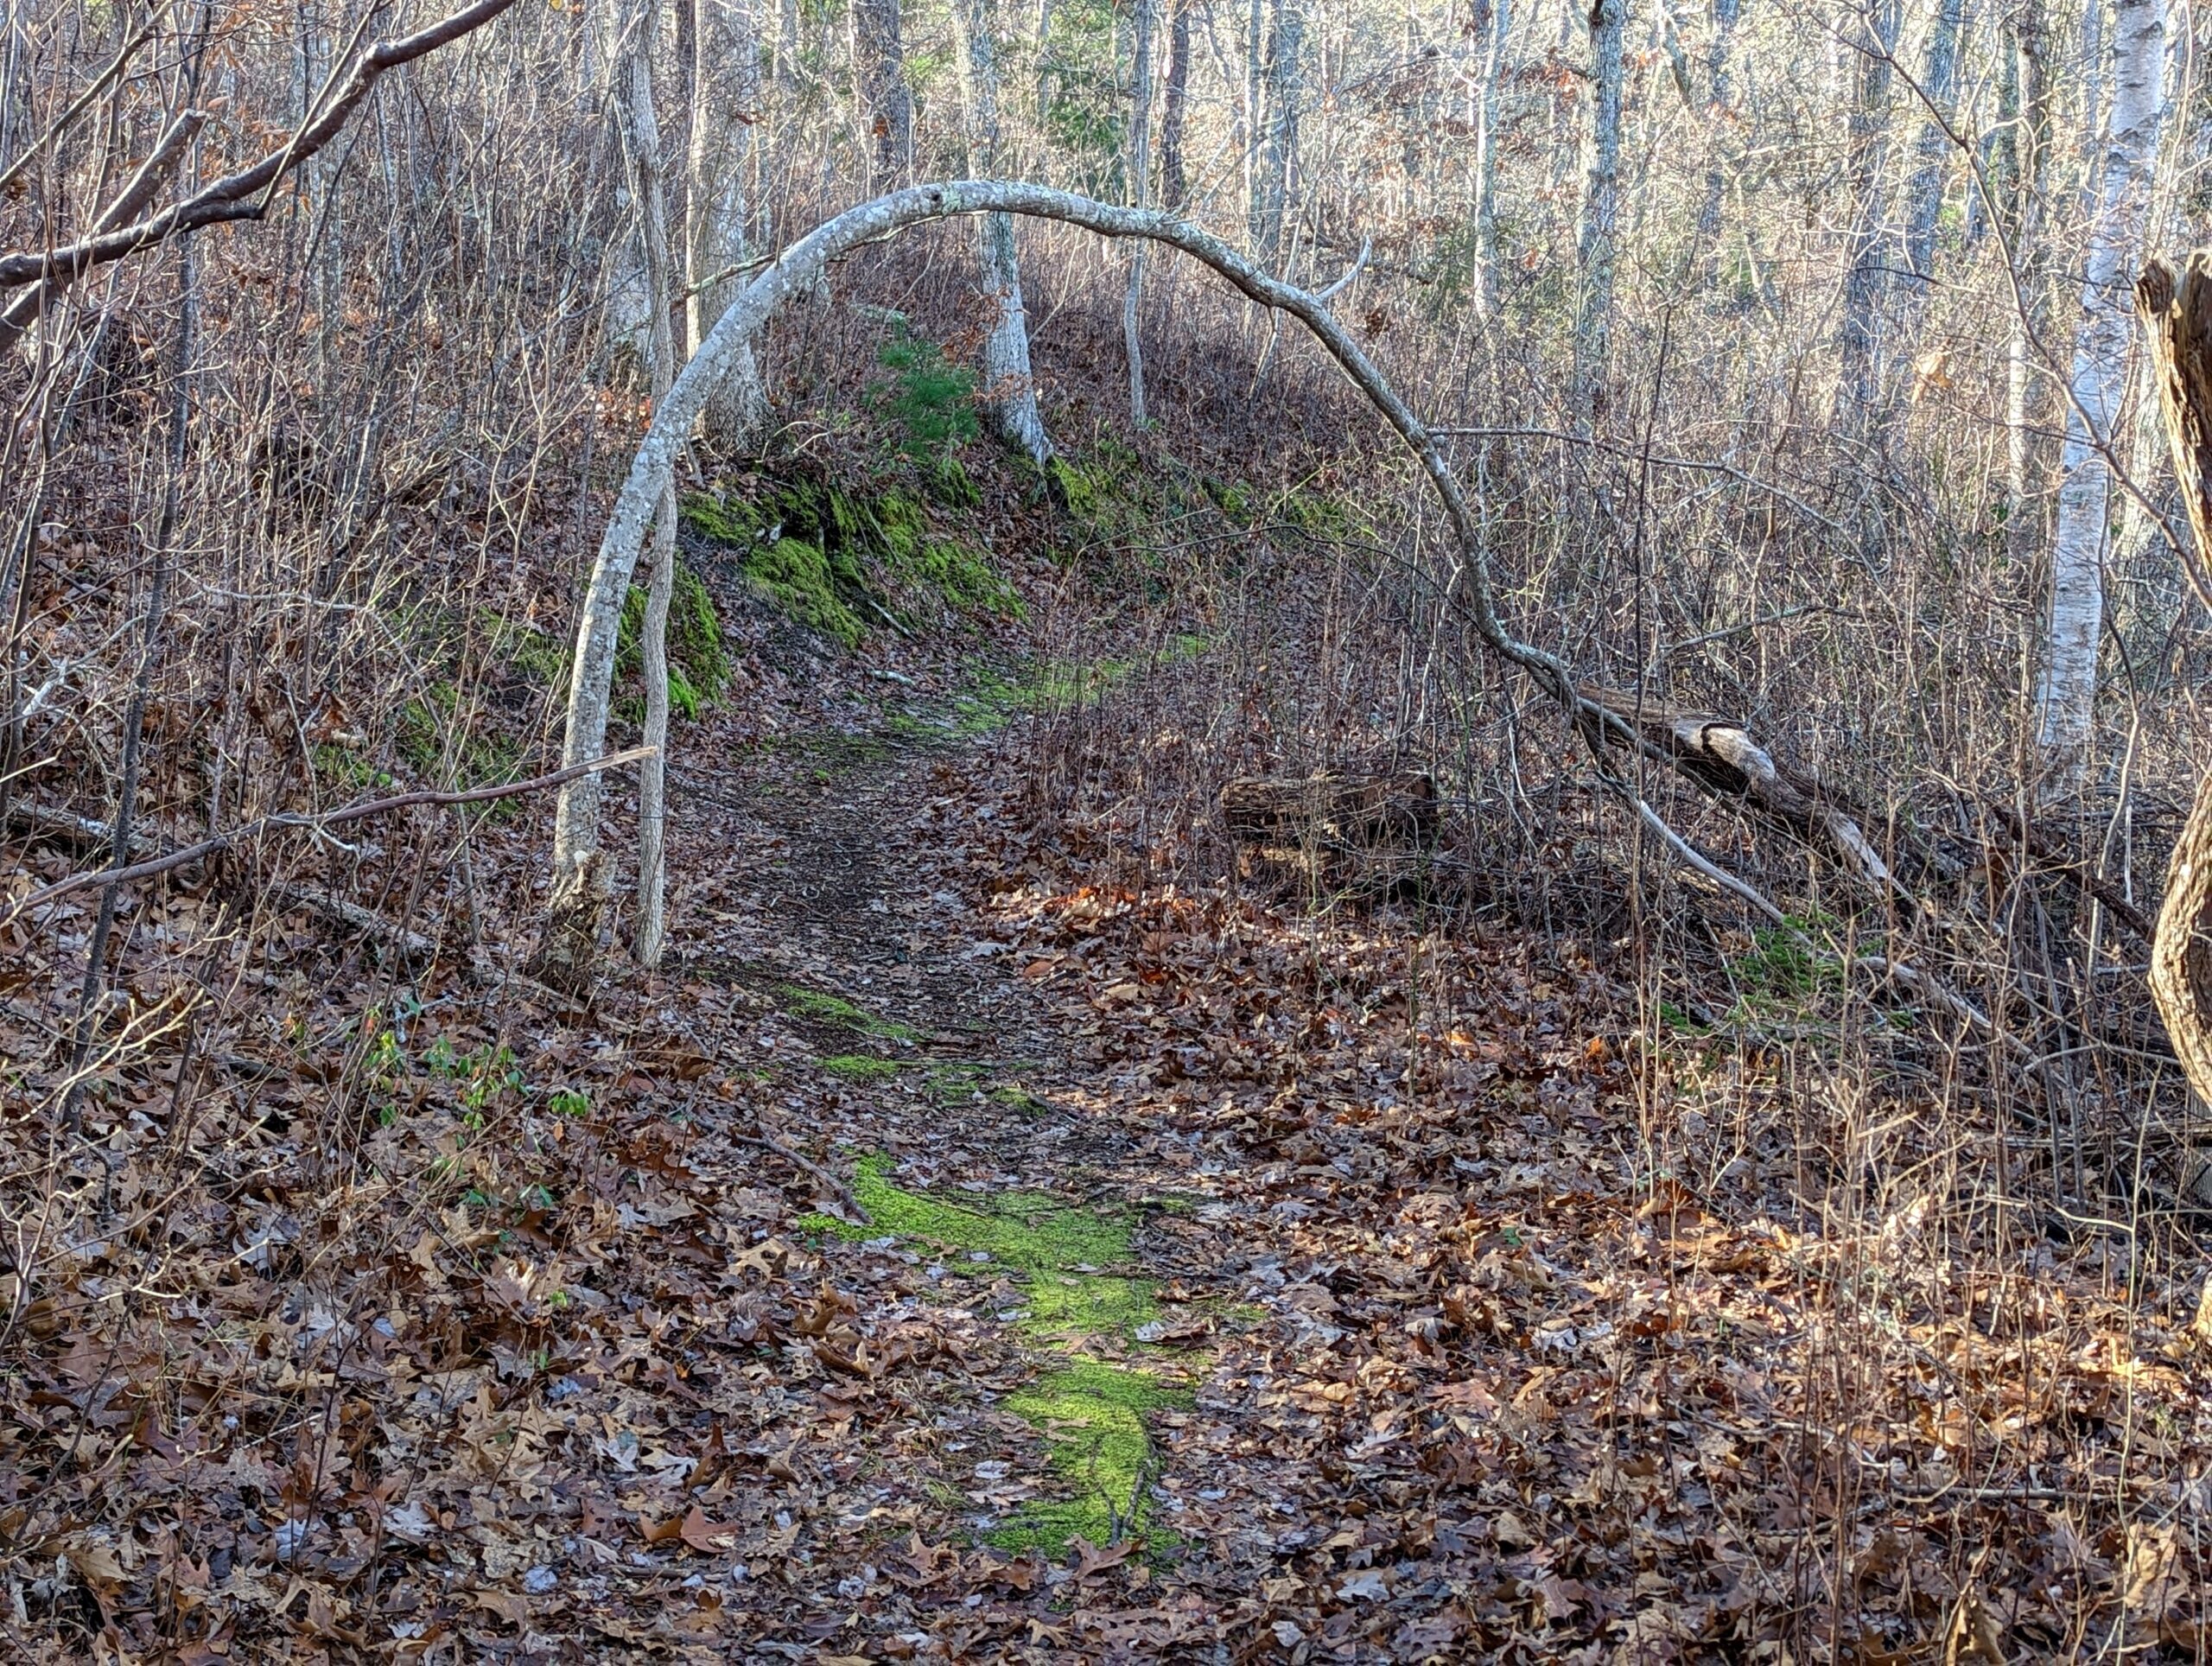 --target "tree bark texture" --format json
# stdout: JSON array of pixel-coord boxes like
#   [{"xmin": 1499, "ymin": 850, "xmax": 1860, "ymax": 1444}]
[
  {"xmin": 1158, "ymin": 0, "xmax": 1192, "ymax": 211},
  {"xmin": 2138, "ymin": 251, "xmax": 2212, "ymax": 1107},
  {"xmin": 2037, "ymin": 0, "xmax": 2166, "ymax": 792},
  {"xmin": 2005, "ymin": 0, "xmax": 2053, "ymax": 524},
  {"xmin": 1125, "ymin": 0, "xmax": 1156, "ymax": 421},
  {"xmin": 852, "ymin": 0, "xmax": 912, "ymax": 181},
  {"xmin": 1254, "ymin": 0, "xmax": 1302, "ymax": 268},
  {"xmin": 1901, "ymin": 0, "xmax": 1962, "ymax": 288},
  {"xmin": 688, "ymin": 0, "xmax": 768, "ymax": 444},
  {"xmin": 1471, "ymin": 0, "xmax": 1509, "ymax": 317},
  {"xmin": 1836, "ymin": 0, "xmax": 1900, "ymax": 428},
  {"xmin": 1571, "ymin": 0, "xmax": 1624, "ymax": 426},
  {"xmin": 950, "ymin": 0, "xmax": 1055, "ymax": 466}
]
